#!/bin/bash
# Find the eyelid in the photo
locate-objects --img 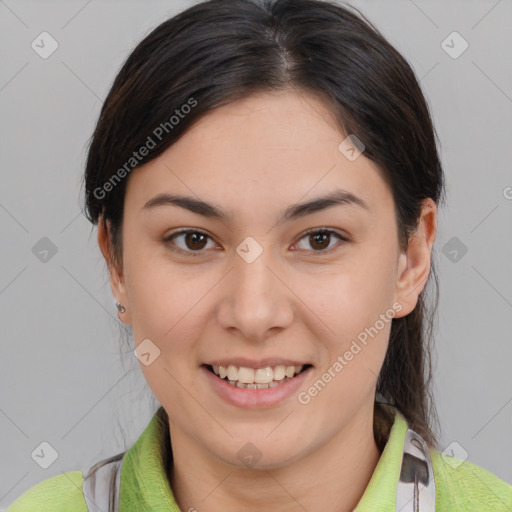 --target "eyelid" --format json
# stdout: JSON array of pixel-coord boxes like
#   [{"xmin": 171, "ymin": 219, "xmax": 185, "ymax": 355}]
[
  {"xmin": 162, "ymin": 228, "xmax": 217, "ymax": 257},
  {"xmin": 162, "ymin": 227, "xmax": 349, "ymax": 257},
  {"xmin": 292, "ymin": 228, "xmax": 348, "ymax": 255}
]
